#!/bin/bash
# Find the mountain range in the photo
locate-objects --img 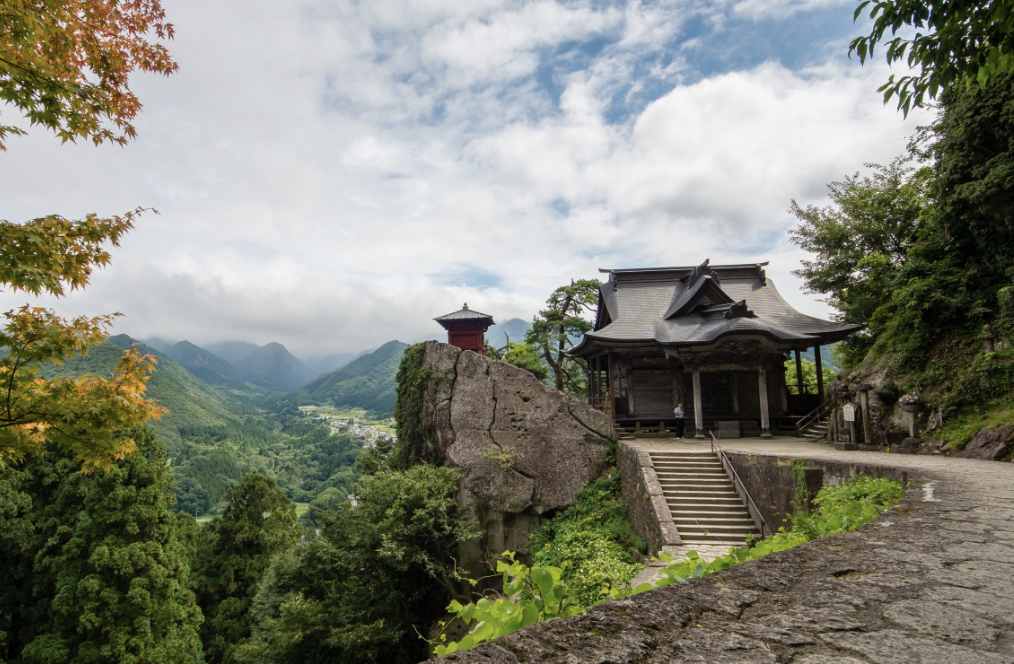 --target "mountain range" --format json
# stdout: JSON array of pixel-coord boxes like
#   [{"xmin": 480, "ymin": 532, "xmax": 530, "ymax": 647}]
[{"xmin": 37, "ymin": 317, "xmax": 532, "ymax": 512}]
